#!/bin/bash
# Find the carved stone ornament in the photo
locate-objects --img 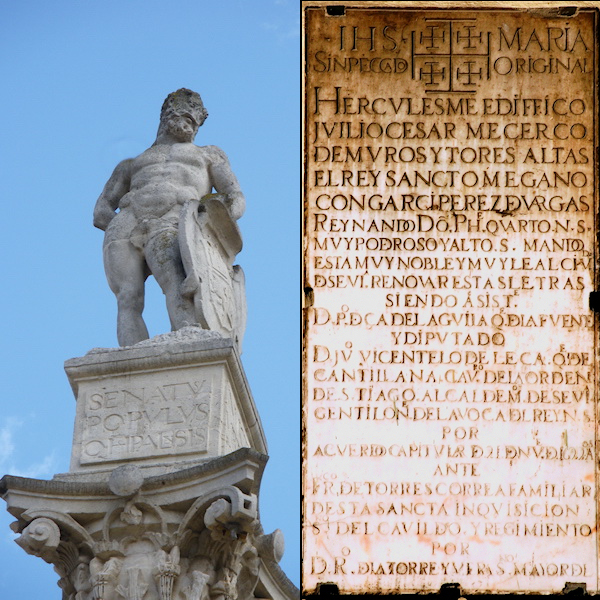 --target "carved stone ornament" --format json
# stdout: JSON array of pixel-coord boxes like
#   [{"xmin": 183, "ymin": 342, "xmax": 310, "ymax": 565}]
[
  {"xmin": 180, "ymin": 196, "xmax": 247, "ymax": 349},
  {"xmin": 1, "ymin": 449, "xmax": 297, "ymax": 600},
  {"xmin": 15, "ymin": 517, "xmax": 61, "ymax": 562}
]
